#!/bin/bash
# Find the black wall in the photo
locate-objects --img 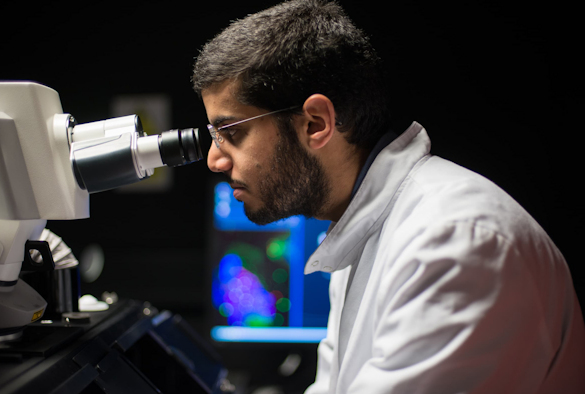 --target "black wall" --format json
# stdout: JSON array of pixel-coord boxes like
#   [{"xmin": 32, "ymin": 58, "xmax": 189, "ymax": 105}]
[{"xmin": 2, "ymin": 0, "xmax": 581, "ymax": 391}]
